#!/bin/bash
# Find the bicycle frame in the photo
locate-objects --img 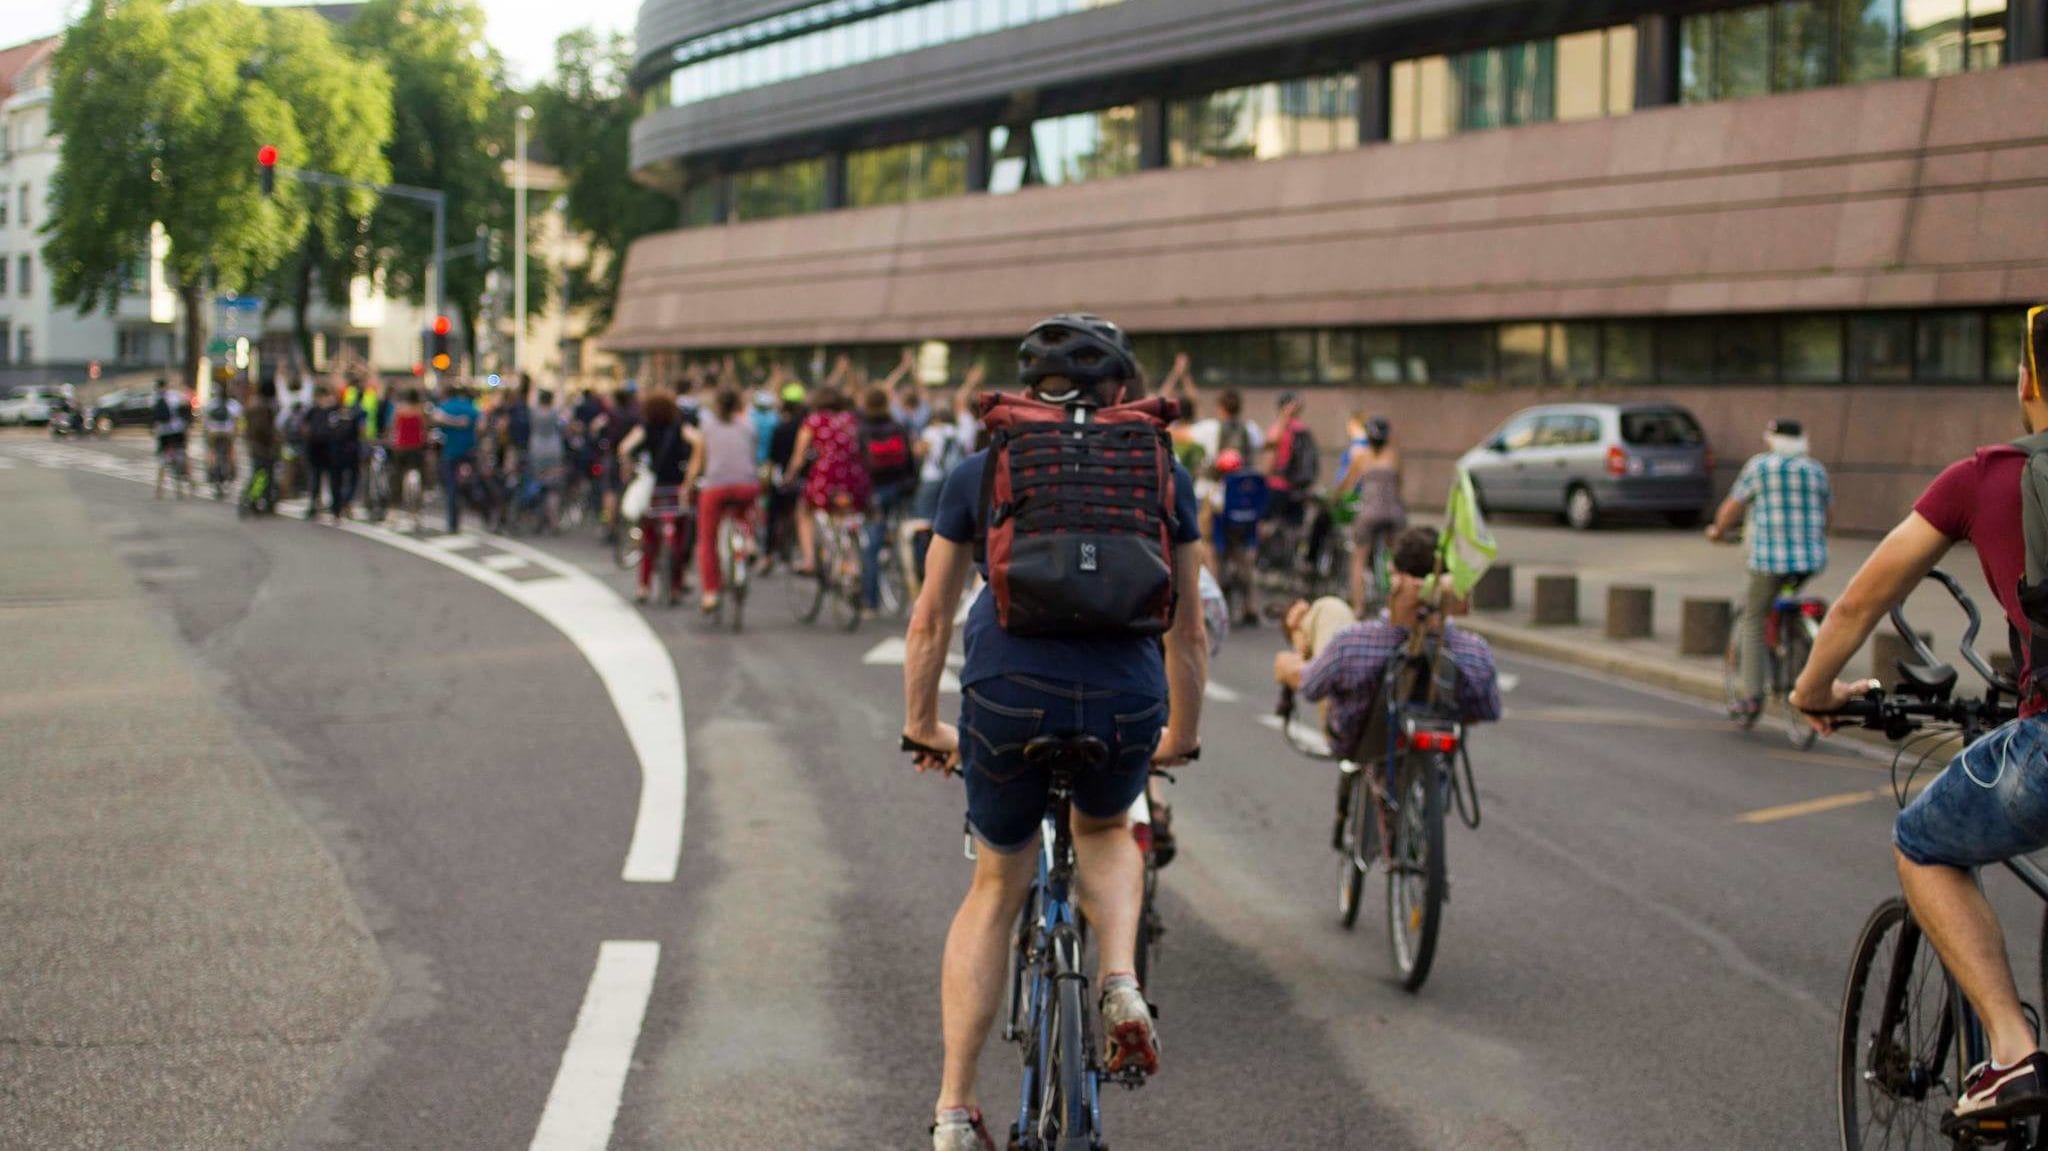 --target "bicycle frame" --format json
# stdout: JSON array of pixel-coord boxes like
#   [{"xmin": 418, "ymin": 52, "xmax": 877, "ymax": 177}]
[{"xmin": 1007, "ymin": 765, "xmax": 1103, "ymax": 1151}]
